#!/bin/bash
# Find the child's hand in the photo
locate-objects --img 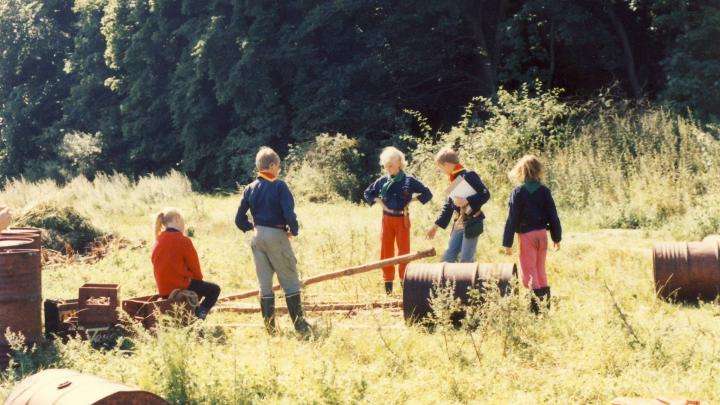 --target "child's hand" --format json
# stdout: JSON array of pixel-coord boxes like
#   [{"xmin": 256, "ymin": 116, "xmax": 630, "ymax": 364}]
[
  {"xmin": 452, "ymin": 197, "xmax": 468, "ymax": 207},
  {"xmin": 374, "ymin": 198, "xmax": 389, "ymax": 210},
  {"xmin": 503, "ymin": 247, "xmax": 512, "ymax": 256},
  {"xmin": 554, "ymin": 242, "xmax": 561, "ymax": 252},
  {"xmin": 426, "ymin": 225, "xmax": 438, "ymax": 240}
]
